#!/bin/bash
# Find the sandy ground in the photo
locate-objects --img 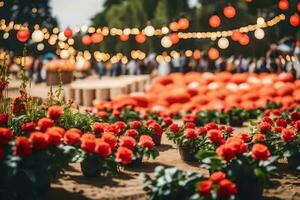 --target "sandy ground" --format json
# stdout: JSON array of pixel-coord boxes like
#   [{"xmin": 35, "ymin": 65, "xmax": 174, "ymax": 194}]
[{"xmin": 47, "ymin": 134, "xmax": 300, "ymax": 200}]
